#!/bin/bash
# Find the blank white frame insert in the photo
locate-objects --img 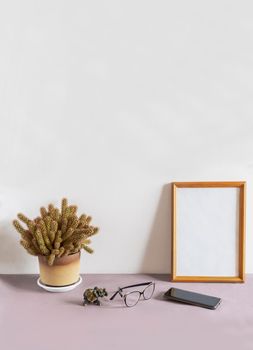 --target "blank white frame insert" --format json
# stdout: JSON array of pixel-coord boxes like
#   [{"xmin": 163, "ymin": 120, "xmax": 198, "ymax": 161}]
[{"xmin": 172, "ymin": 182, "xmax": 246, "ymax": 282}]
